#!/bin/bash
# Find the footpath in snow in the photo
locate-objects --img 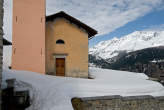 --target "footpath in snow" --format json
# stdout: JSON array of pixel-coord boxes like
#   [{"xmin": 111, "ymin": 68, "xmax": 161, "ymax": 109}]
[{"xmin": 2, "ymin": 67, "xmax": 164, "ymax": 110}]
